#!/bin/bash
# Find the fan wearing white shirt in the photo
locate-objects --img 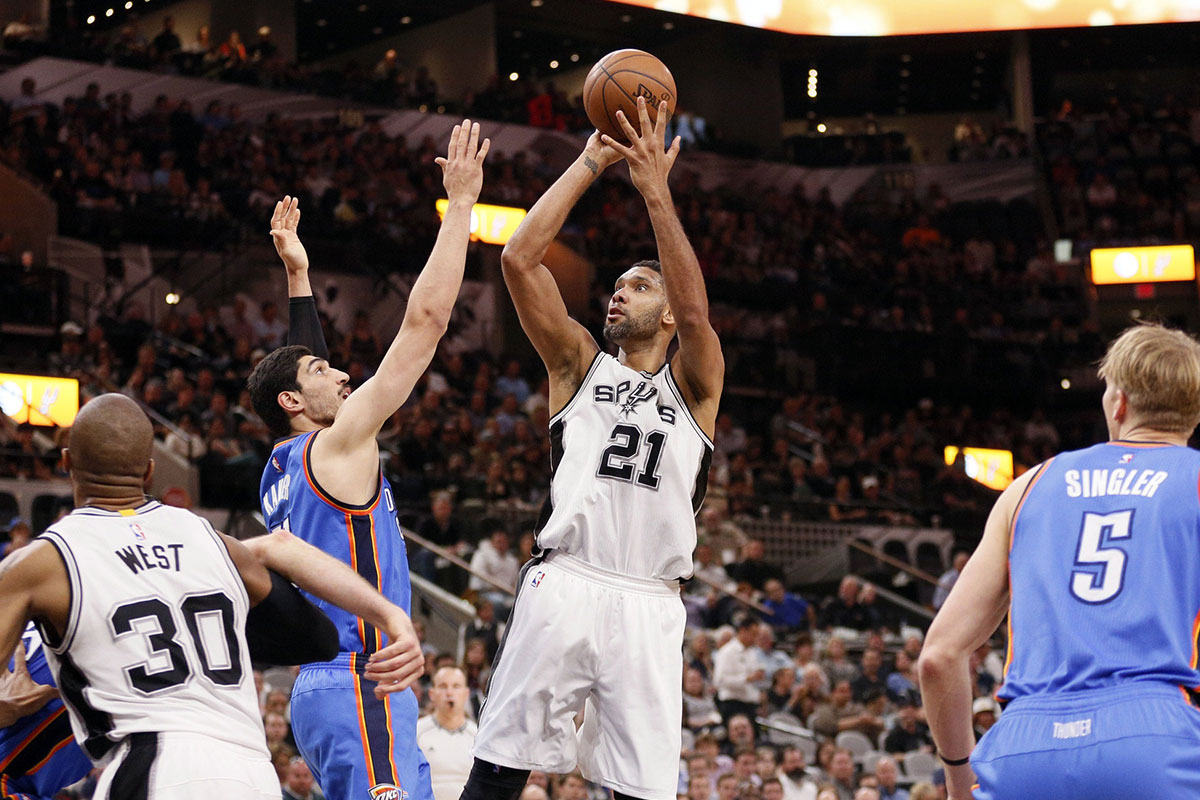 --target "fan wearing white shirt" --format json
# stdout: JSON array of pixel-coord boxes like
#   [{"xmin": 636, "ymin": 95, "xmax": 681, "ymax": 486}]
[
  {"xmin": 468, "ymin": 526, "xmax": 520, "ymax": 617},
  {"xmin": 417, "ymin": 666, "xmax": 478, "ymax": 800},
  {"xmin": 712, "ymin": 614, "xmax": 764, "ymax": 721}
]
